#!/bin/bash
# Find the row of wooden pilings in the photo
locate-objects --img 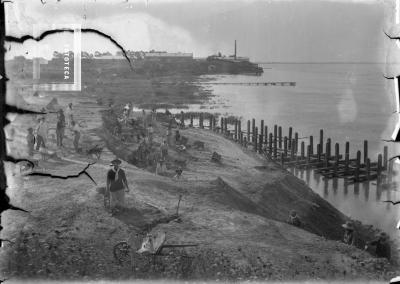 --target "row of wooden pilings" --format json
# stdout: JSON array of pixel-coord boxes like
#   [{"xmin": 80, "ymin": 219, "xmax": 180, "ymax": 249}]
[{"xmin": 179, "ymin": 112, "xmax": 391, "ymax": 184}]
